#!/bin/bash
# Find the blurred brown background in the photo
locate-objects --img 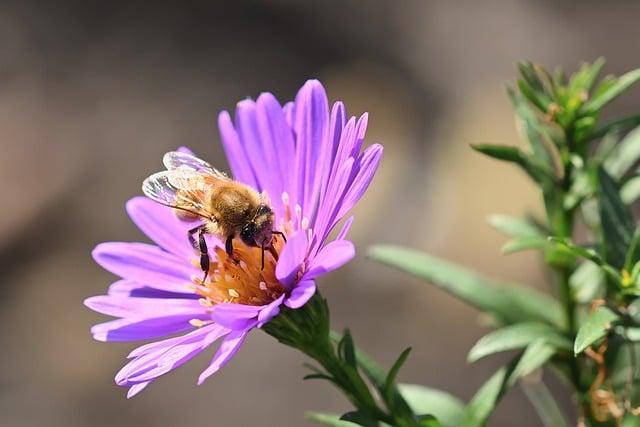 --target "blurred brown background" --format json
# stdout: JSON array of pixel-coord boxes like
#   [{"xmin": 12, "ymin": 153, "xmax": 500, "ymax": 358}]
[{"xmin": 1, "ymin": 1, "xmax": 640, "ymax": 426}]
